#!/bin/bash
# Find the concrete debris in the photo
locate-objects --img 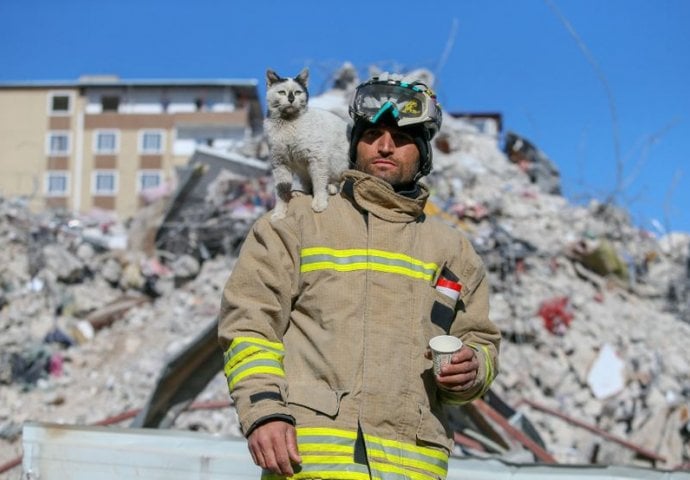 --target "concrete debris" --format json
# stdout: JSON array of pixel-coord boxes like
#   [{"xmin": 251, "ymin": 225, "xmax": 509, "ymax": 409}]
[
  {"xmin": 504, "ymin": 131, "xmax": 562, "ymax": 195},
  {"xmin": 1, "ymin": 65, "xmax": 690, "ymax": 474}
]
